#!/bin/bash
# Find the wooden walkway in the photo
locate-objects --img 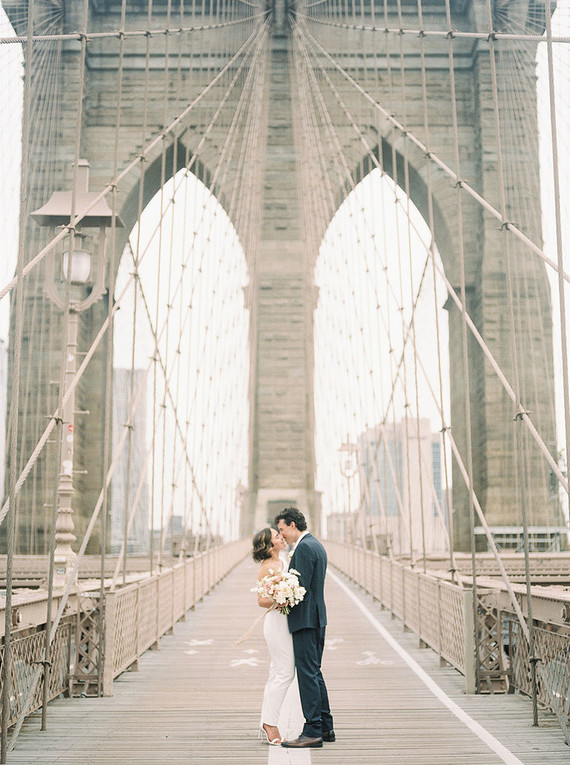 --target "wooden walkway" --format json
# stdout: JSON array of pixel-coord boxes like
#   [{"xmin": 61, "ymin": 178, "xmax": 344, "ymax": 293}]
[{"xmin": 6, "ymin": 558, "xmax": 569, "ymax": 764}]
